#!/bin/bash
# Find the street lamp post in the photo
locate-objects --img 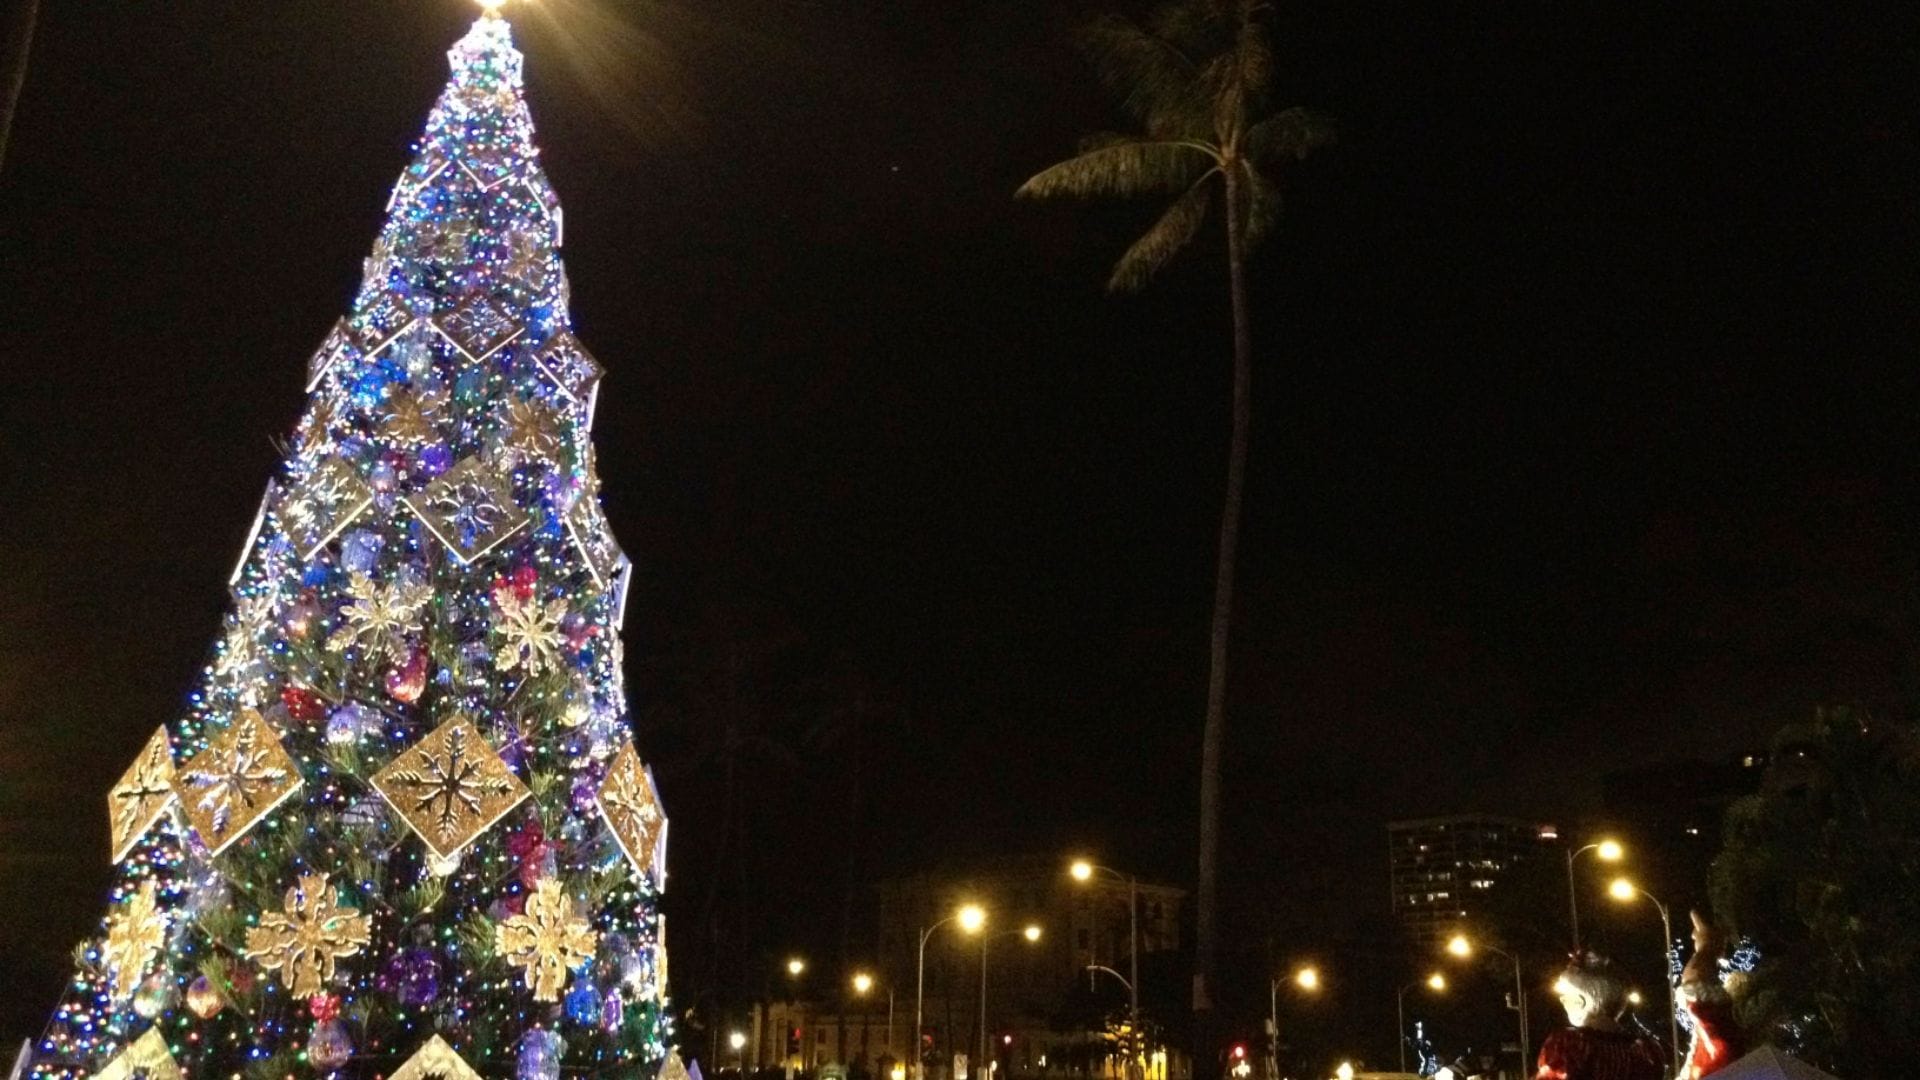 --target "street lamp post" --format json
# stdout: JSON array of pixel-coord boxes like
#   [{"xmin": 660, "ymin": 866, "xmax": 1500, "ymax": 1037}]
[
  {"xmin": 1071, "ymin": 861, "xmax": 1141, "ymax": 1079},
  {"xmin": 1267, "ymin": 967, "xmax": 1318, "ymax": 1080},
  {"xmin": 785, "ymin": 958, "xmax": 809, "ymax": 1080},
  {"xmin": 1565, "ymin": 840, "xmax": 1624, "ymax": 949},
  {"xmin": 731, "ymin": 1032, "xmax": 749, "ymax": 1073},
  {"xmin": 917, "ymin": 905, "xmax": 988, "ymax": 1080},
  {"xmin": 855, "ymin": 974, "xmax": 898, "ymax": 1067},
  {"xmin": 1446, "ymin": 935, "xmax": 1528, "ymax": 1077},
  {"xmin": 1609, "ymin": 878, "xmax": 1679, "ymax": 1074},
  {"xmin": 980, "ymin": 926, "xmax": 1042, "ymax": 1080},
  {"xmin": 1395, "ymin": 974, "xmax": 1446, "ymax": 1075}
]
